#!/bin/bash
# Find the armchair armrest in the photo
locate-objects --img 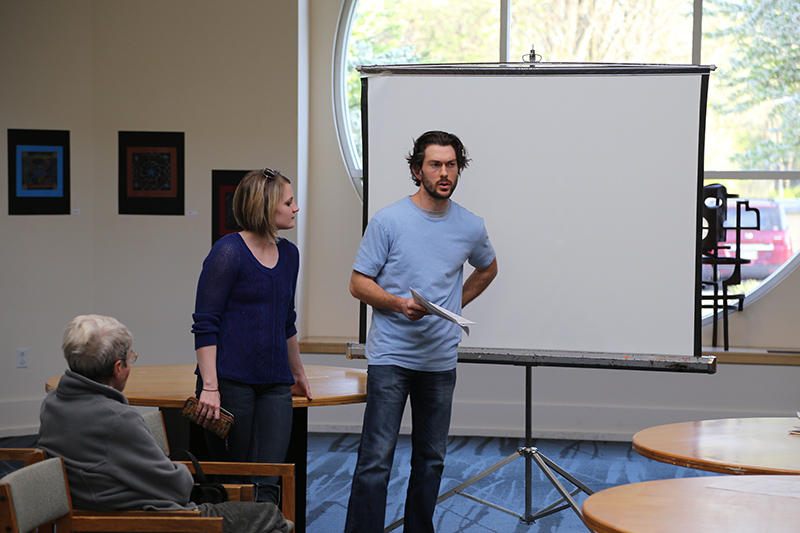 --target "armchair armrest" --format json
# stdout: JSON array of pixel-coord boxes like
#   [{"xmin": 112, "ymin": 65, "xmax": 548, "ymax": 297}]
[
  {"xmin": 0, "ymin": 448, "xmax": 47, "ymax": 465},
  {"xmin": 71, "ymin": 509, "xmax": 223, "ymax": 533},
  {"xmin": 174, "ymin": 460, "xmax": 295, "ymax": 523}
]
